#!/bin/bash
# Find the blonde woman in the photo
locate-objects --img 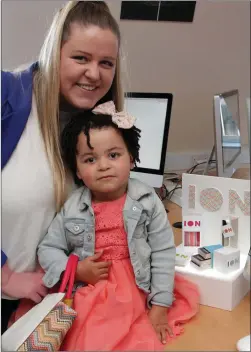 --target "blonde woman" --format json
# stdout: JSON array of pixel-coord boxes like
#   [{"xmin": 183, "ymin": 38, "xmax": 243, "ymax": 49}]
[{"xmin": 1, "ymin": 1, "xmax": 123, "ymax": 333}]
